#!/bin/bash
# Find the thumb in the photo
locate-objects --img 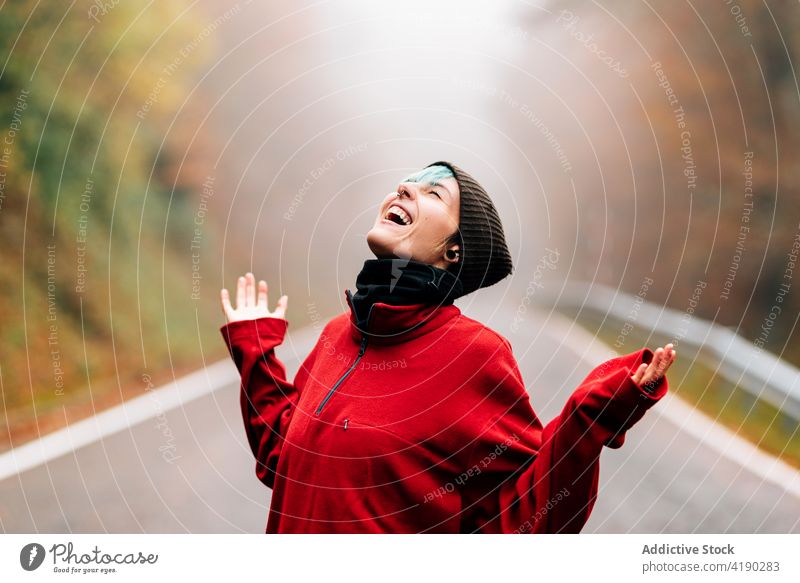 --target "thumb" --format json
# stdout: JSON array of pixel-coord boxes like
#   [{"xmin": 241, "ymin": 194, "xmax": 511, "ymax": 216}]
[
  {"xmin": 631, "ymin": 362, "xmax": 647, "ymax": 385},
  {"xmin": 276, "ymin": 294, "xmax": 289, "ymax": 318}
]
